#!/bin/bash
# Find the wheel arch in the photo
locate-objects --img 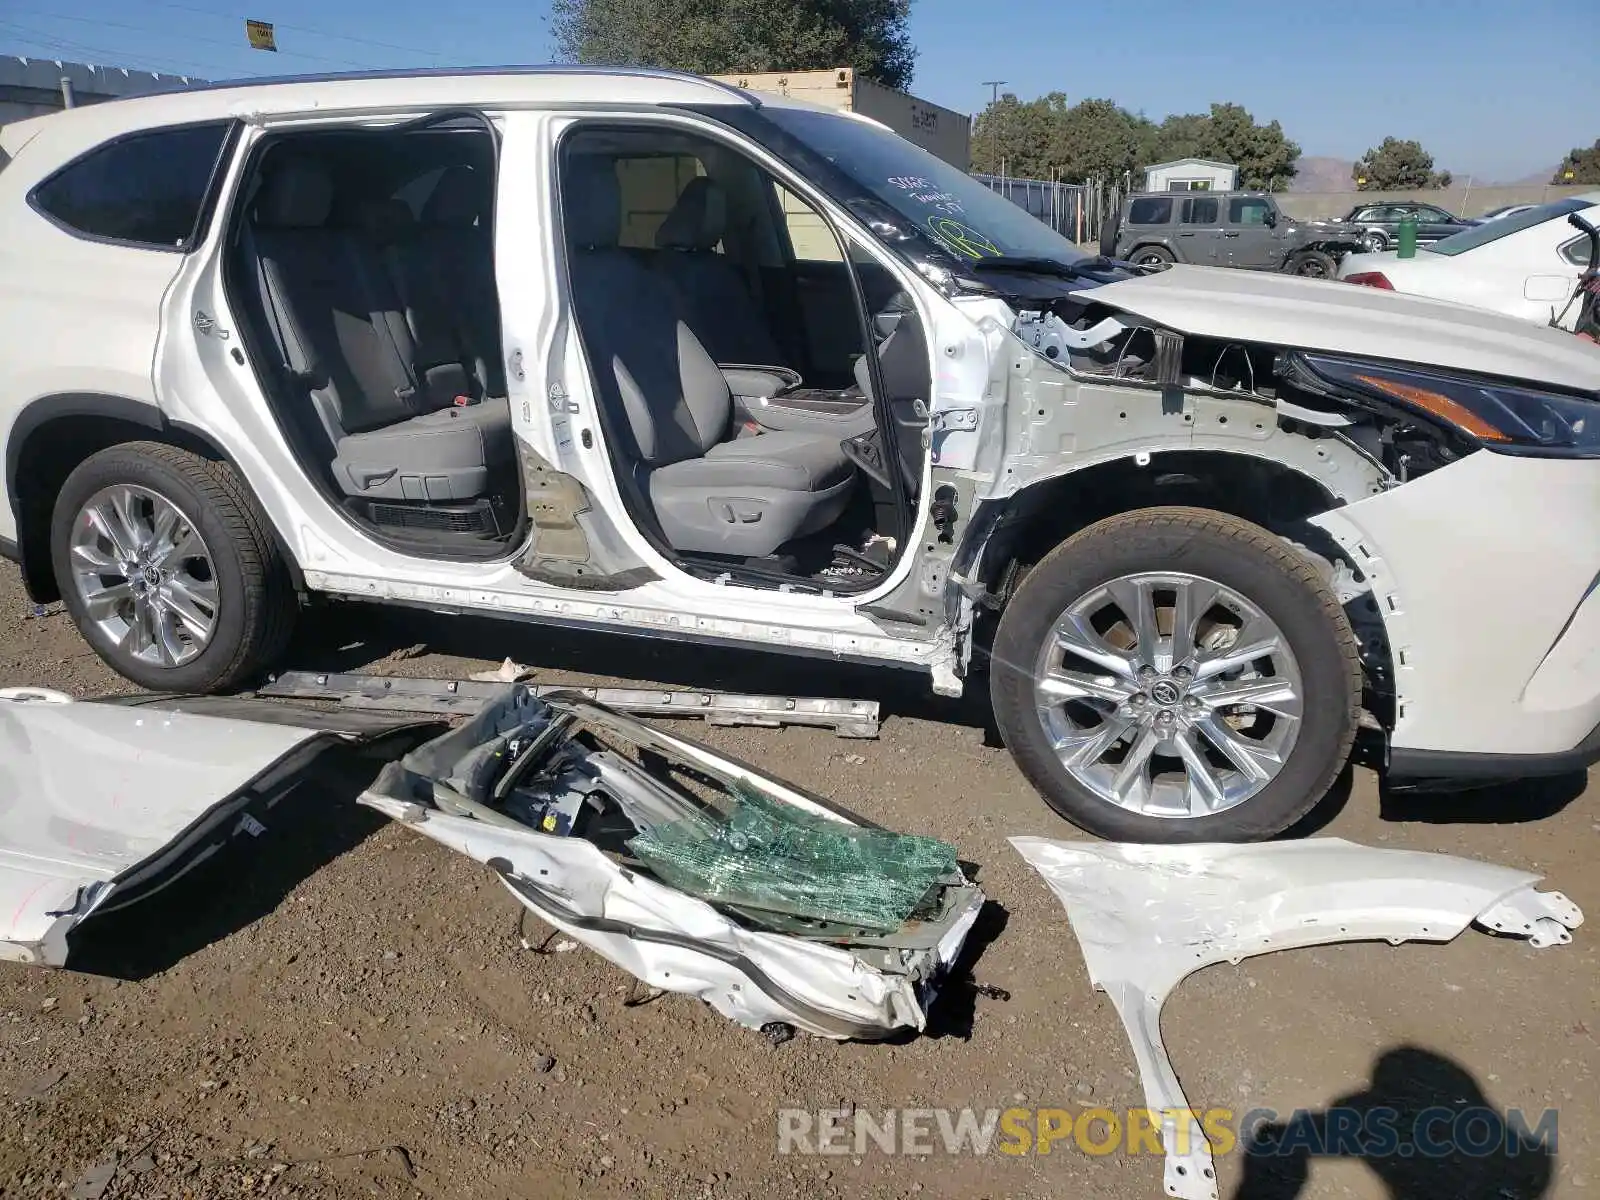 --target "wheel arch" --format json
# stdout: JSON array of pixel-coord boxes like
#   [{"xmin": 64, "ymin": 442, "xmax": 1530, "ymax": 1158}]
[
  {"xmin": 952, "ymin": 448, "xmax": 1395, "ymax": 716},
  {"xmin": 5, "ymin": 393, "xmax": 296, "ymax": 602},
  {"xmin": 1127, "ymin": 240, "xmax": 1180, "ymax": 263},
  {"xmin": 967, "ymin": 450, "xmax": 1354, "ymax": 589}
]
